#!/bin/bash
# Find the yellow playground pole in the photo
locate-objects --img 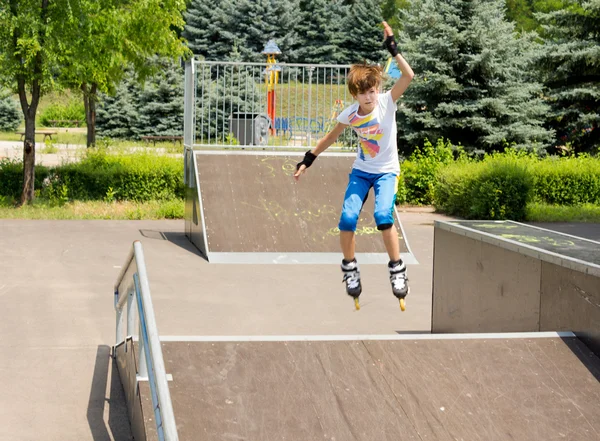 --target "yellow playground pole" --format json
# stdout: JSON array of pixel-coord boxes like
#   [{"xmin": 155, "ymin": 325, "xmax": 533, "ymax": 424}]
[{"xmin": 262, "ymin": 40, "xmax": 281, "ymax": 135}]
